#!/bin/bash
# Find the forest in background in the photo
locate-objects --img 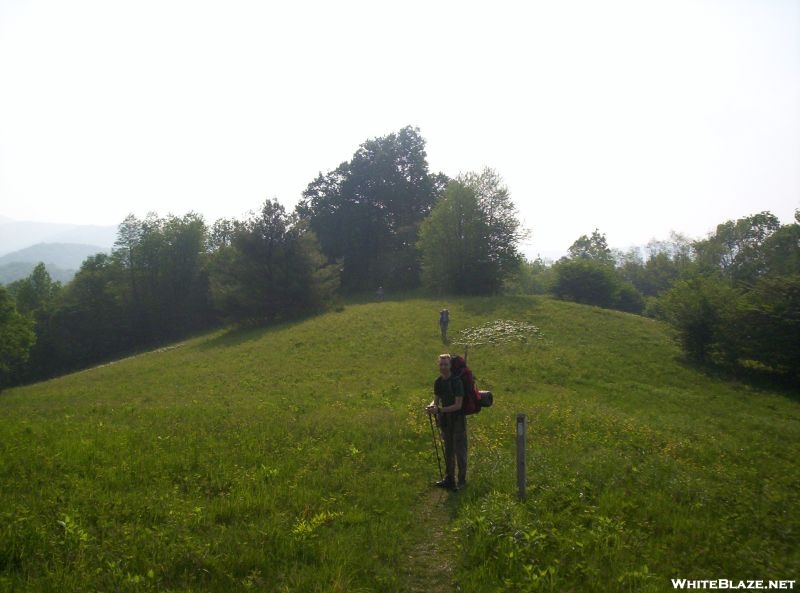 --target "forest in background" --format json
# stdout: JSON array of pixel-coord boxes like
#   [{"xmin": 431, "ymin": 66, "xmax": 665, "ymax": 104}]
[{"xmin": 1, "ymin": 126, "xmax": 798, "ymax": 388}]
